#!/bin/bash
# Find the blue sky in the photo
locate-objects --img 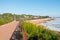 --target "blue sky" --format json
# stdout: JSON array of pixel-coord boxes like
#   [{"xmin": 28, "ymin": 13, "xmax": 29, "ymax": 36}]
[{"xmin": 0, "ymin": 0, "xmax": 60, "ymax": 17}]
